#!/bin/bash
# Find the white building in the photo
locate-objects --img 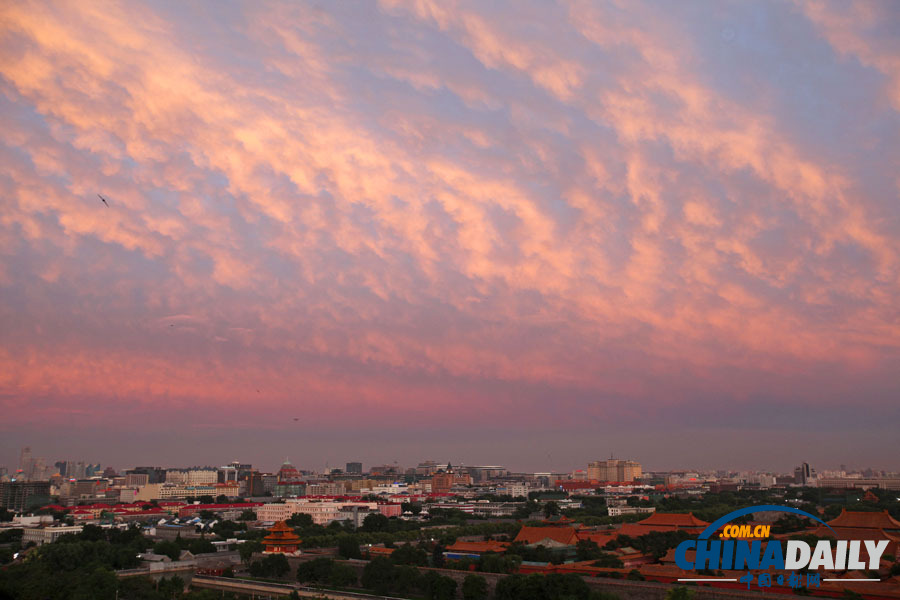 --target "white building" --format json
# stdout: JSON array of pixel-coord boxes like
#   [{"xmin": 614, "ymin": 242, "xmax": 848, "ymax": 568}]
[
  {"xmin": 165, "ymin": 469, "xmax": 218, "ymax": 486},
  {"xmin": 607, "ymin": 506, "xmax": 656, "ymax": 517},
  {"xmin": 134, "ymin": 483, "xmax": 220, "ymax": 501},
  {"xmin": 257, "ymin": 499, "xmax": 379, "ymax": 525},
  {"xmin": 22, "ymin": 525, "xmax": 84, "ymax": 546},
  {"xmin": 497, "ymin": 483, "xmax": 529, "ymax": 498}
]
